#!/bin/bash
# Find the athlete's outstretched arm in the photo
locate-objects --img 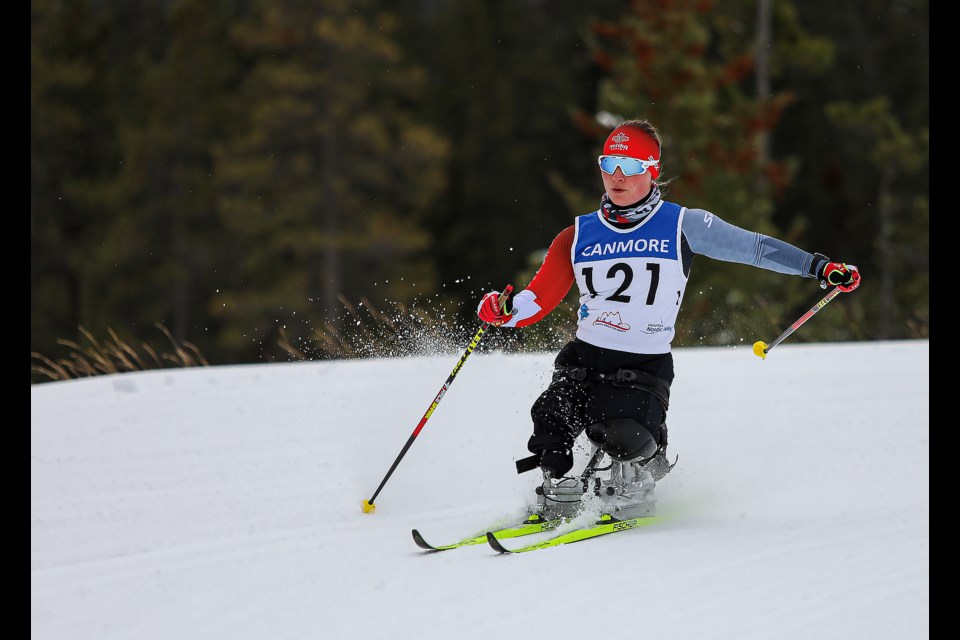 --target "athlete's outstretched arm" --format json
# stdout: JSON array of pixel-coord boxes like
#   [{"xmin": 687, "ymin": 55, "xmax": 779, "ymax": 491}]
[{"xmin": 681, "ymin": 208, "xmax": 822, "ymax": 277}]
